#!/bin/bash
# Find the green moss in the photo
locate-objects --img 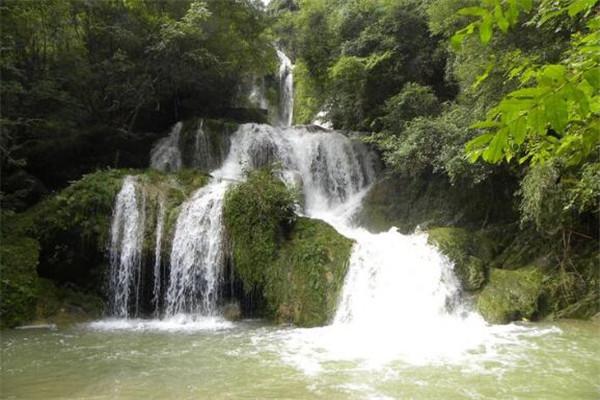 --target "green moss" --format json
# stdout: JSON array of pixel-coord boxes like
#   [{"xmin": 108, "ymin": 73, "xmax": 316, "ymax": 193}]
[
  {"xmin": 293, "ymin": 60, "xmax": 323, "ymax": 124},
  {"xmin": 427, "ymin": 227, "xmax": 493, "ymax": 292},
  {"xmin": 34, "ymin": 278, "xmax": 104, "ymax": 326},
  {"xmin": 224, "ymin": 168, "xmax": 297, "ymax": 289},
  {"xmin": 178, "ymin": 118, "xmax": 238, "ymax": 171},
  {"xmin": 0, "ymin": 235, "xmax": 40, "ymax": 328},
  {"xmin": 477, "ymin": 267, "xmax": 544, "ymax": 324},
  {"xmin": 224, "ymin": 168, "xmax": 353, "ymax": 327},
  {"xmin": 356, "ymin": 174, "xmax": 516, "ymax": 234},
  {"xmin": 32, "ymin": 169, "xmax": 134, "ymax": 251},
  {"xmin": 268, "ymin": 218, "xmax": 353, "ymax": 327}
]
